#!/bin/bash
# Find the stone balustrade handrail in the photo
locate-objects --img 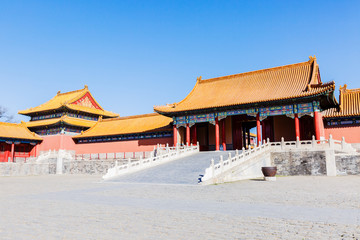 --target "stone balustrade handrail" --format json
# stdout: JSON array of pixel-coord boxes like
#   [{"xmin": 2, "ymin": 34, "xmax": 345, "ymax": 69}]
[
  {"xmin": 102, "ymin": 143, "xmax": 200, "ymax": 180},
  {"xmin": 200, "ymin": 135, "xmax": 355, "ymax": 184}
]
